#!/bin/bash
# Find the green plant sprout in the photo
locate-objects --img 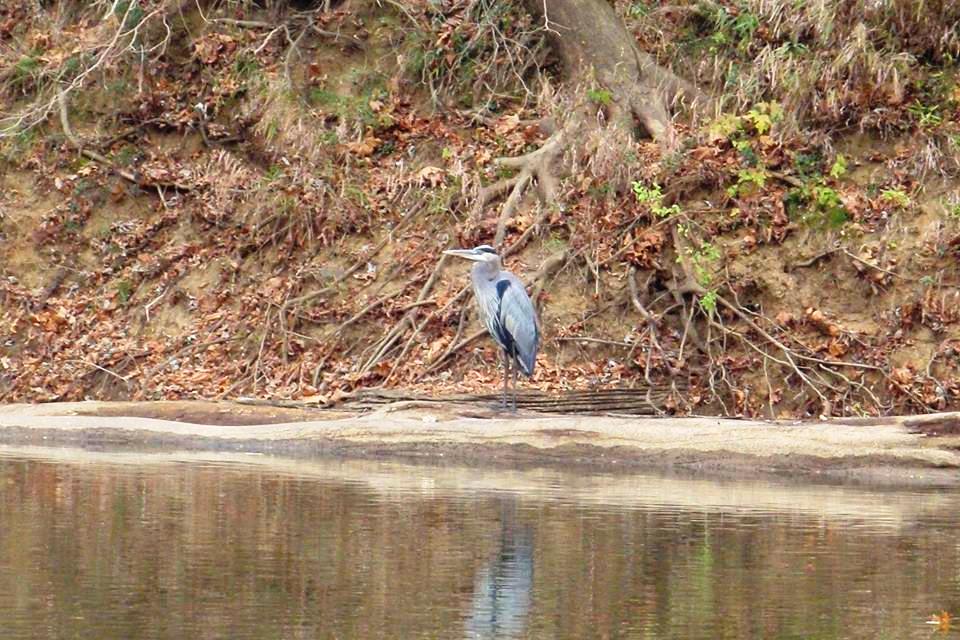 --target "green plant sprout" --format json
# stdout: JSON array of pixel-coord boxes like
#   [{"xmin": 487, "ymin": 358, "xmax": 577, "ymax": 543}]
[
  {"xmin": 944, "ymin": 200, "xmax": 960, "ymax": 220},
  {"xmin": 829, "ymin": 154, "xmax": 847, "ymax": 179},
  {"xmin": 880, "ymin": 187, "xmax": 910, "ymax": 208},
  {"xmin": 726, "ymin": 167, "xmax": 768, "ymax": 197},
  {"xmin": 686, "ymin": 242, "xmax": 721, "ymax": 314},
  {"xmin": 587, "ymin": 88, "xmax": 613, "ymax": 106},
  {"xmin": 699, "ymin": 290, "xmax": 718, "ymax": 314},
  {"xmin": 744, "ymin": 102, "xmax": 783, "ymax": 134},
  {"xmin": 632, "ymin": 182, "xmax": 680, "ymax": 218}
]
